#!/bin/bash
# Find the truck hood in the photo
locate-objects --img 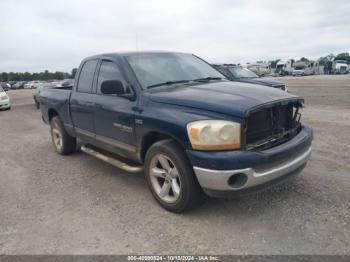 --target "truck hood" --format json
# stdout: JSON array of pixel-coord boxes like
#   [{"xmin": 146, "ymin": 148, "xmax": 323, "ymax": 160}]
[
  {"xmin": 148, "ymin": 81, "xmax": 301, "ymax": 118},
  {"xmin": 335, "ymin": 64, "xmax": 348, "ymax": 69},
  {"xmin": 235, "ymin": 78, "xmax": 284, "ymax": 87}
]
